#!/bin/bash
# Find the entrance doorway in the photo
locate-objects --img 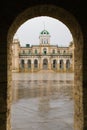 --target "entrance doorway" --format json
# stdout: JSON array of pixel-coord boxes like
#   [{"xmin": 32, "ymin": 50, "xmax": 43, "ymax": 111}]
[{"xmin": 43, "ymin": 59, "xmax": 48, "ymax": 69}]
